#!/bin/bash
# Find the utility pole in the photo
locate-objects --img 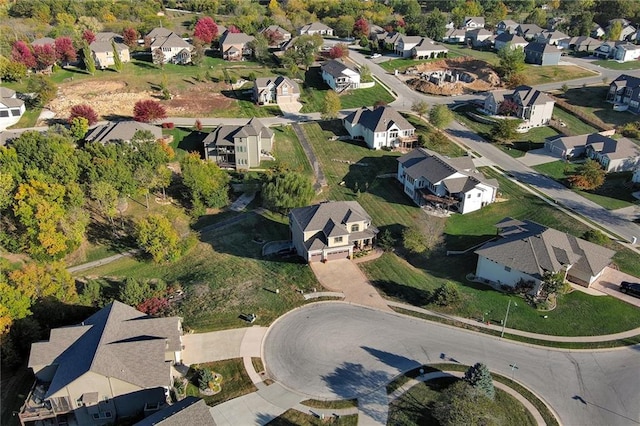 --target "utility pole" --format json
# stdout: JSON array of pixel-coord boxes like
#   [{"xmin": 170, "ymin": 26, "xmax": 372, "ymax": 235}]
[{"xmin": 501, "ymin": 299, "xmax": 516, "ymax": 338}]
